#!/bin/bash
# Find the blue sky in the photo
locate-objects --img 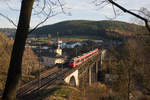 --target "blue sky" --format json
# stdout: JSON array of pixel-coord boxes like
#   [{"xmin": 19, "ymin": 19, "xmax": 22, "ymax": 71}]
[{"xmin": 0, "ymin": 0, "xmax": 150, "ymax": 28}]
